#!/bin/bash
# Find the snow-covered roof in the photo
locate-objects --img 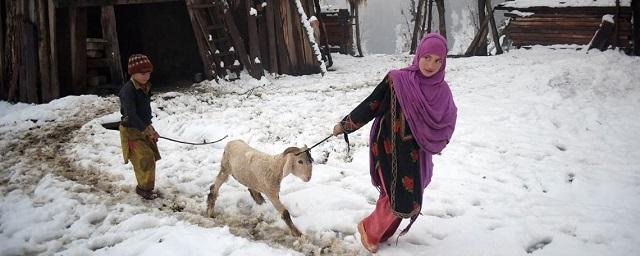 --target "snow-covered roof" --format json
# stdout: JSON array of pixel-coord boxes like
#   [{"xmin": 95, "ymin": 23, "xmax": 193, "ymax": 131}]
[{"xmin": 500, "ymin": 0, "xmax": 631, "ymax": 8}]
